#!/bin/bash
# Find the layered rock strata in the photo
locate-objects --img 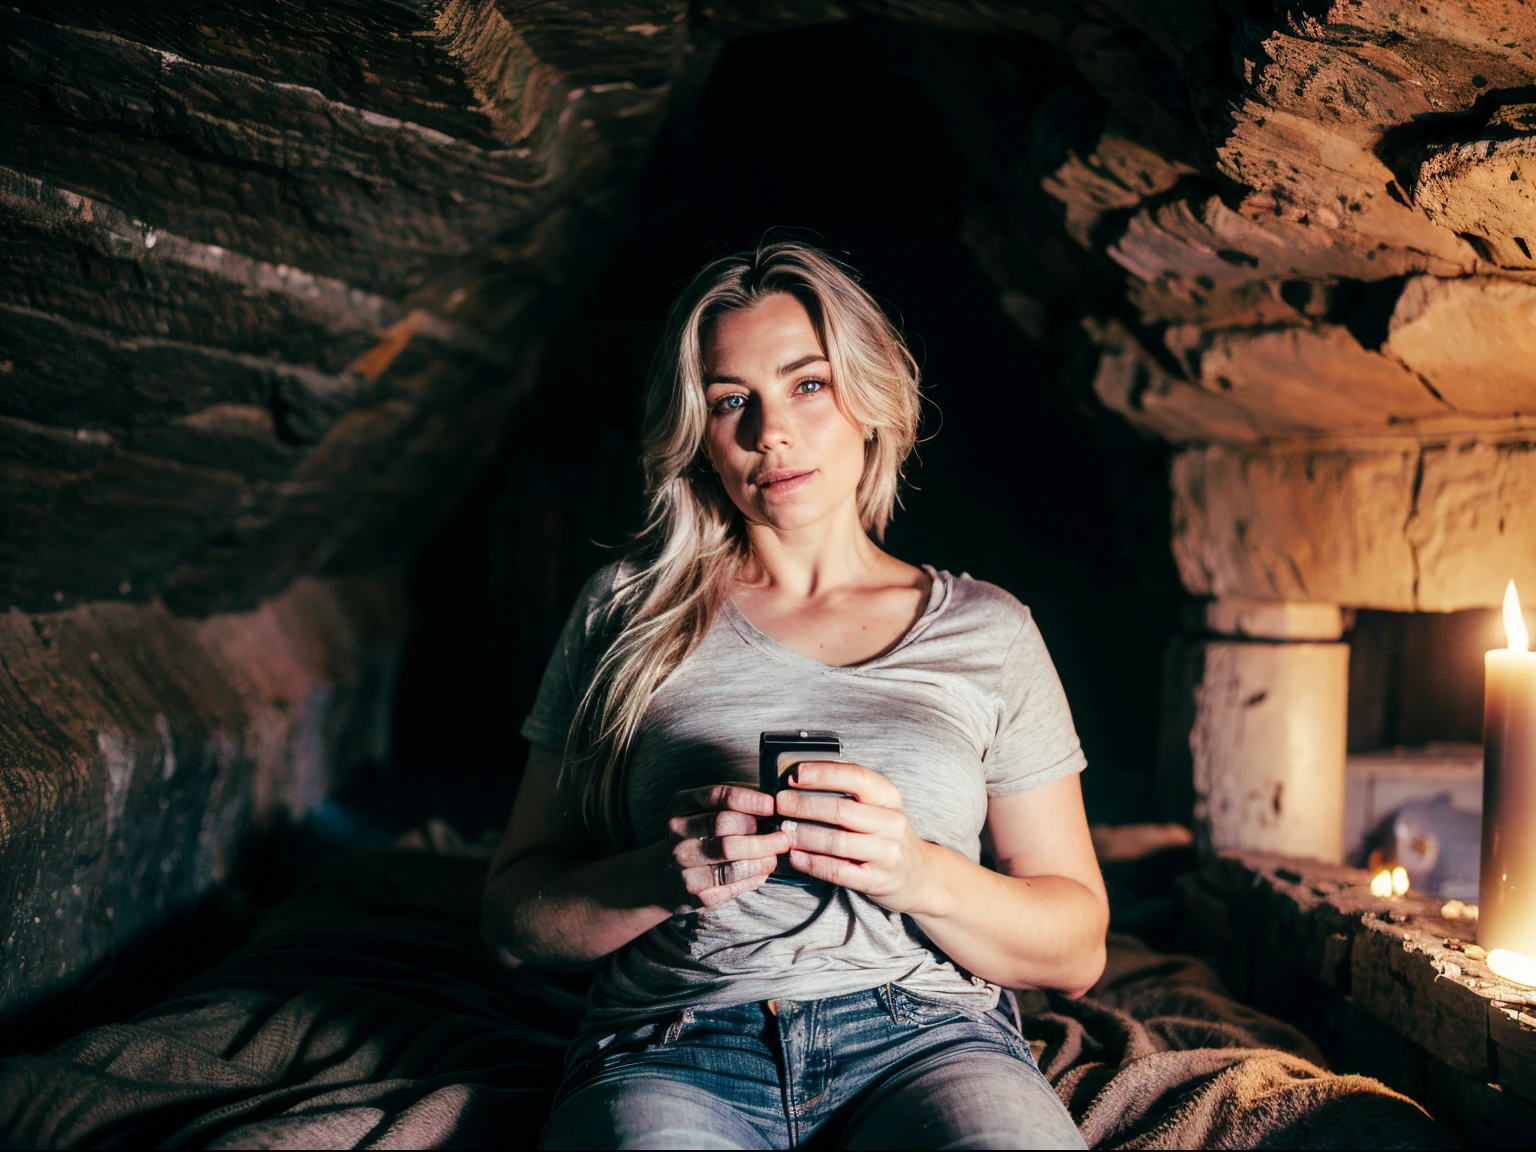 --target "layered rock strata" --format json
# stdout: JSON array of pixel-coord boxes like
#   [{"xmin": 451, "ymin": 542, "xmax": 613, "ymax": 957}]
[
  {"xmin": 888, "ymin": 1, "xmax": 1536, "ymax": 609},
  {"xmin": 0, "ymin": 0, "xmax": 709, "ymax": 1018}
]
